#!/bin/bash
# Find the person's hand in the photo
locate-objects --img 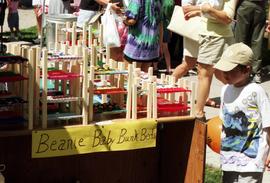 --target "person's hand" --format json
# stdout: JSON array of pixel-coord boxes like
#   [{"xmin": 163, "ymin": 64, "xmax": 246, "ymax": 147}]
[
  {"xmin": 183, "ymin": 5, "xmax": 199, "ymax": 14},
  {"xmin": 124, "ymin": 18, "xmax": 136, "ymax": 26},
  {"xmin": 183, "ymin": 5, "xmax": 201, "ymax": 20},
  {"xmin": 201, "ymin": 3, "xmax": 211, "ymax": 14},
  {"xmin": 111, "ymin": 2, "xmax": 121, "ymax": 14},
  {"xmin": 184, "ymin": 10, "xmax": 201, "ymax": 20}
]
